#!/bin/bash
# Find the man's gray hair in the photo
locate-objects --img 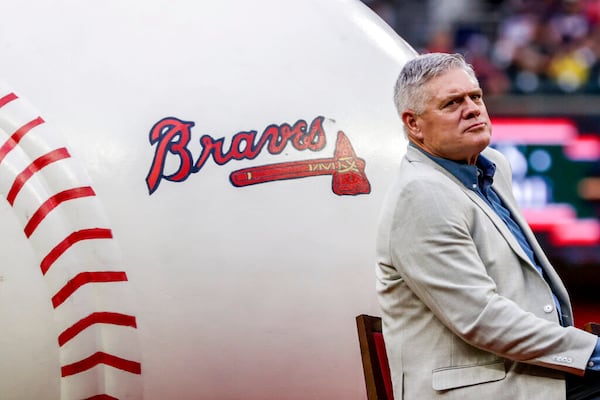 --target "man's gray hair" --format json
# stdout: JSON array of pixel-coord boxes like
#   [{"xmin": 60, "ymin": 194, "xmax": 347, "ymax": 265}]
[{"xmin": 393, "ymin": 53, "xmax": 478, "ymax": 118}]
